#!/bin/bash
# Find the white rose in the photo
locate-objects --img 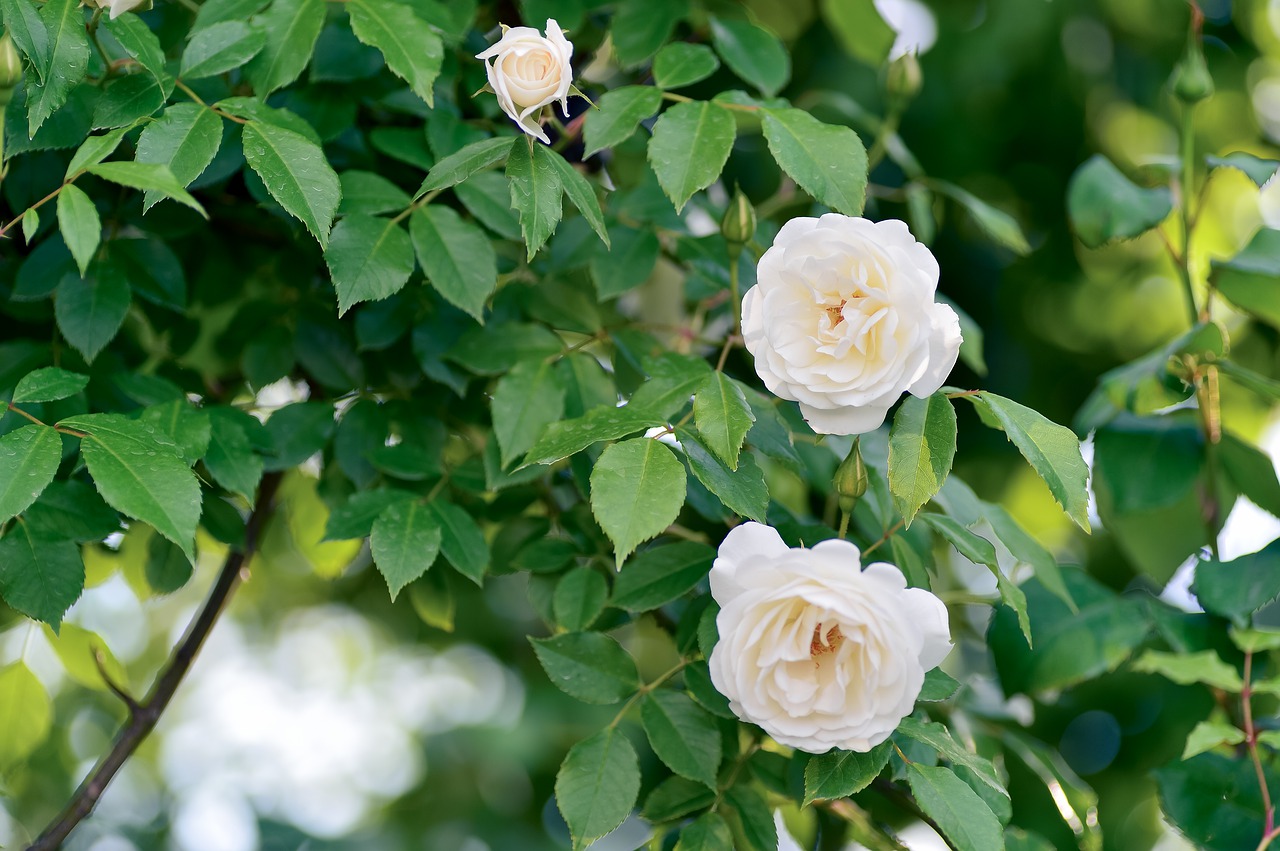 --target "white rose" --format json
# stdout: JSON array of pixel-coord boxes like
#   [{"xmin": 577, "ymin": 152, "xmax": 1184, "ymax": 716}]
[
  {"xmin": 742, "ymin": 214, "xmax": 961, "ymax": 435},
  {"xmin": 475, "ymin": 19, "xmax": 574, "ymax": 145},
  {"xmin": 85, "ymin": 0, "xmax": 148, "ymax": 18},
  {"xmin": 707, "ymin": 522, "xmax": 951, "ymax": 754}
]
